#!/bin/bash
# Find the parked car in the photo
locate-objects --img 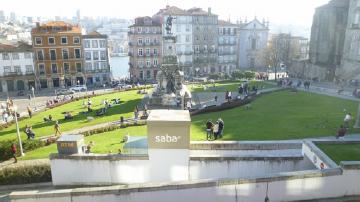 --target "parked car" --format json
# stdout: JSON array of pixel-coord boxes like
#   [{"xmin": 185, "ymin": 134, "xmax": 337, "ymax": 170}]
[
  {"xmin": 115, "ymin": 83, "xmax": 132, "ymax": 90},
  {"xmin": 353, "ymin": 88, "xmax": 360, "ymax": 98},
  {"xmin": 69, "ymin": 85, "xmax": 87, "ymax": 92},
  {"xmin": 56, "ymin": 89, "xmax": 75, "ymax": 96}
]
